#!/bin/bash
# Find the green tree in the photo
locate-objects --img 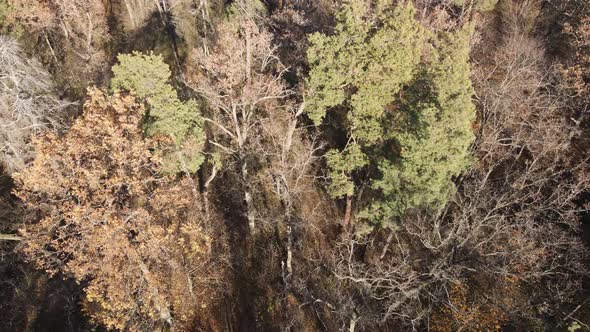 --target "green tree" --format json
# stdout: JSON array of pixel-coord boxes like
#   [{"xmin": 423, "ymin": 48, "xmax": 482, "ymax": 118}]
[
  {"xmin": 111, "ymin": 52, "xmax": 204, "ymax": 174},
  {"xmin": 306, "ymin": 1, "xmax": 425, "ymax": 226},
  {"xmin": 325, "ymin": 142, "xmax": 368, "ymax": 199},
  {"xmin": 306, "ymin": 0, "xmax": 424, "ymax": 143},
  {"xmin": 307, "ymin": 1, "xmax": 476, "ymax": 229},
  {"xmin": 369, "ymin": 27, "xmax": 476, "ymax": 226}
]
